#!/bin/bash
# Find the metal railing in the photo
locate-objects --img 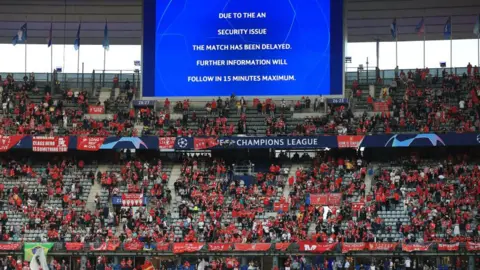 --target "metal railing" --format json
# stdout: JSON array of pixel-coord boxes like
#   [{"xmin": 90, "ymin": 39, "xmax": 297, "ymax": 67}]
[
  {"xmin": 345, "ymin": 66, "xmax": 474, "ymax": 85},
  {"xmin": 0, "ymin": 65, "xmax": 474, "ymax": 93}
]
